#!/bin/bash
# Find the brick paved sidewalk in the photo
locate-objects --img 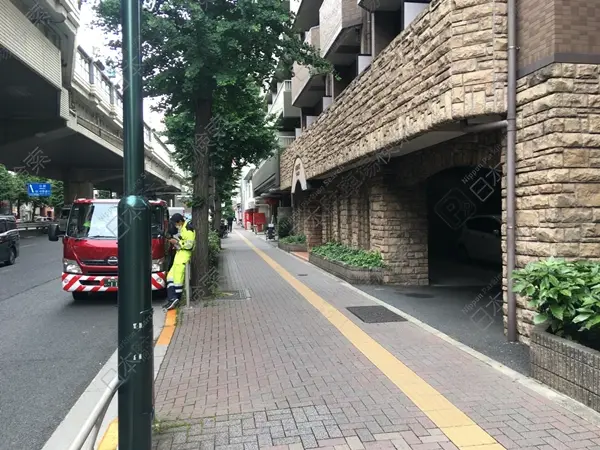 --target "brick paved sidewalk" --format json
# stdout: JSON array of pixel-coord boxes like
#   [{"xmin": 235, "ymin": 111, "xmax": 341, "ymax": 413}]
[{"xmin": 152, "ymin": 232, "xmax": 600, "ymax": 450}]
